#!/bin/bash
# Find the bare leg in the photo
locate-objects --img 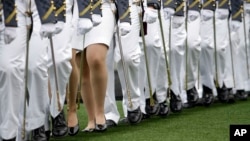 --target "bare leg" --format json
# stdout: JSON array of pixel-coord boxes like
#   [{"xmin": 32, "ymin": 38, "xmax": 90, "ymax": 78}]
[
  {"xmin": 67, "ymin": 49, "xmax": 79, "ymax": 127},
  {"xmin": 86, "ymin": 44, "xmax": 108, "ymax": 125},
  {"xmin": 81, "ymin": 50, "xmax": 96, "ymax": 129}
]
